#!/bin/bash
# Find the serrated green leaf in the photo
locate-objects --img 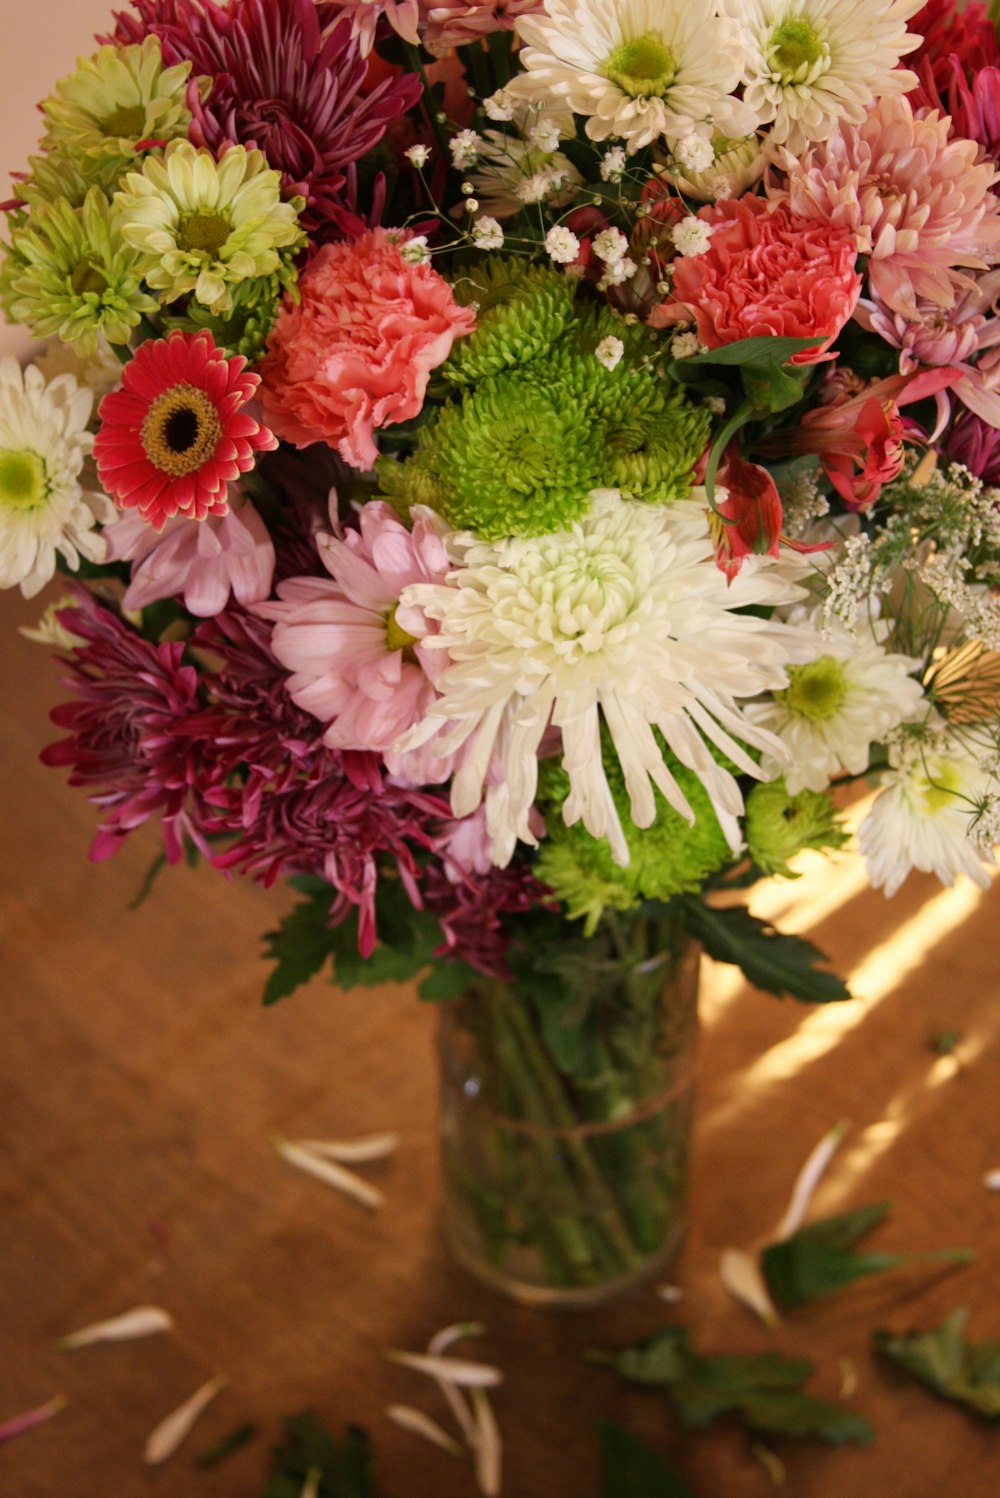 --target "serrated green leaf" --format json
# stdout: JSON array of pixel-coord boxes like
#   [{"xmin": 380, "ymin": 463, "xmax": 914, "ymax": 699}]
[
  {"xmin": 606, "ymin": 1327, "xmax": 693, "ymax": 1385},
  {"xmin": 262, "ymin": 890, "xmax": 339, "ymax": 1005},
  {"xmin": 875, "ymin": 1310, "xmax": 1000, "ymax": 1418},
  {"xmin": 598, "ymin": 1420, "xmax": 694, "ymax": 1498},
  {"xmin": 678, "ymin": 900, "xmax": 851, "ymax": 1003},
  {"xmin": 733, "ymin": 1393, "xmax": 873, "ymax": 1445}
]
